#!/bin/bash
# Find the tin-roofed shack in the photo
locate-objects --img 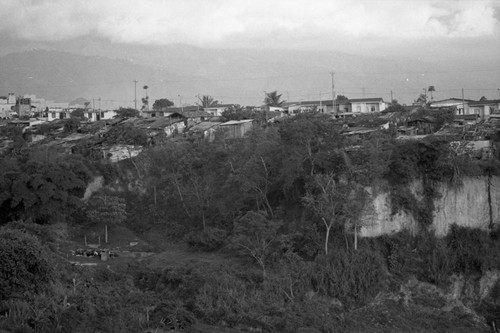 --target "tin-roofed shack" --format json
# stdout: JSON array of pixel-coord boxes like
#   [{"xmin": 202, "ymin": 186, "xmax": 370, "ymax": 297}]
[
  {"xmin": 406, "ymin": 116, "xmax": 437, "ymax": 135},
  {"xmin": 219, "ymin": 119, "xmax": 254, "ymax": 139}
]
